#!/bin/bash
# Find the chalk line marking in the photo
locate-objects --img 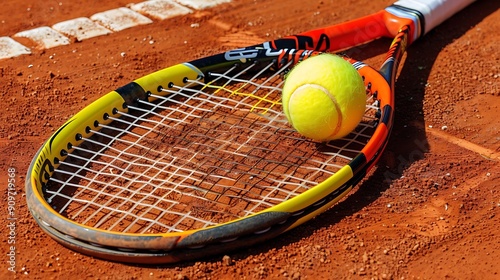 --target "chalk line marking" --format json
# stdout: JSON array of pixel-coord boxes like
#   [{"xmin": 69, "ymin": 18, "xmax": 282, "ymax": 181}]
[
  {"xmin": 425, "ymin": 127, "xmax": 500, "ymax": 161},
  {"xmin": 90, "ymin": 7, "xmax": 153, "ymax": 32},
  {"xmin": 14, "ymin": 26, "xmax": 71, "ymax": 49},
  {"xmin": 174, "ymin": 0, "xmax": 232, "ymax": 10},
  {"xmin": 0, "ymin": 37, "xmax": 31, "ymax": 59},
  {"xmin": 53, "ymin": 17, "xmax": 112, "ymax": 42},
  {"xmin": 129, "ymin": 0, "xmax": 193, "ymax": 20}
]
